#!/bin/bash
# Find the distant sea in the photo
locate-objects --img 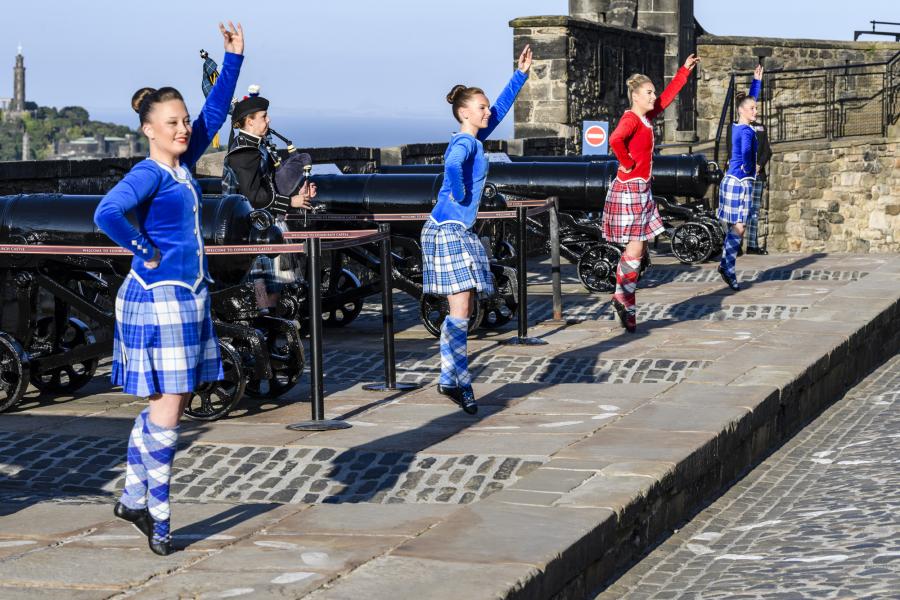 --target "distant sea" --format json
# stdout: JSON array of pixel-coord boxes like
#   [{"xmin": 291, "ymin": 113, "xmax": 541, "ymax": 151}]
[{"xmin": 86, "ymin": 109, "xmax": 515, "ymax": 149}]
